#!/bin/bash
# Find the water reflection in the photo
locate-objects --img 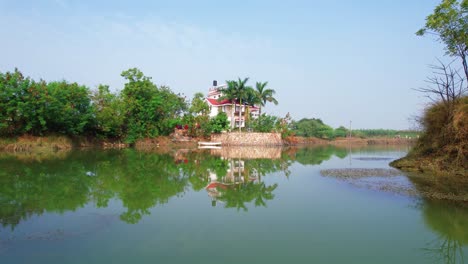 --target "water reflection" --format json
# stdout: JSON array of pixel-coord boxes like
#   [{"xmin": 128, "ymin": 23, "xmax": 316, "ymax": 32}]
[
  {"xmin": 204, "ymin": 158, "xmax": 279, "ymax": 210},
  {"xmin": 422, "ymin": 200, "xmax": 468, "ymax": 264},
  {"xmin": 0, "ymin": 145, "xmax": 464, "ymax": 230},
  {"xmin": 0, "ymin": 146, "xmax": 354, "ymax": 227}
]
